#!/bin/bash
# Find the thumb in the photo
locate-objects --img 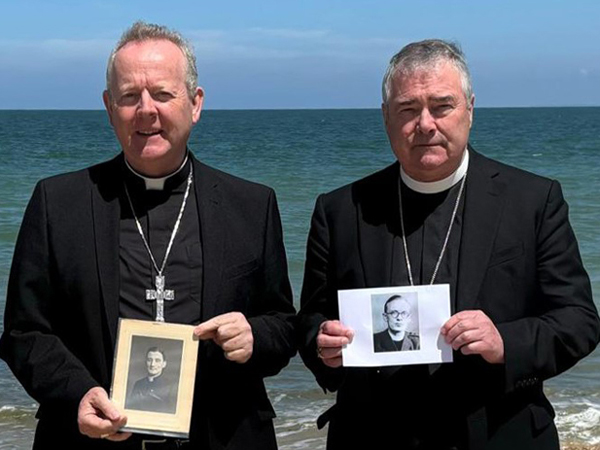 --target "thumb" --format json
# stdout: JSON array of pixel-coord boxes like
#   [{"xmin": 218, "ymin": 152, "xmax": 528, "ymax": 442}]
[{"xmin": 91, "ymin": 390, "xmax": 121, "ymax": 421}]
